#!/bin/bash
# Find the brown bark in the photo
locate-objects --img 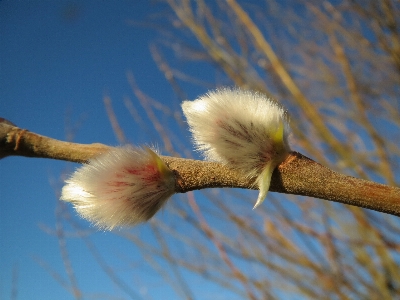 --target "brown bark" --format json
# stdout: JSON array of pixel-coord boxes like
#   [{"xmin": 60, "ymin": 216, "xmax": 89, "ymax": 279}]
[{"xmin": 1, "ymin": 120, "xmax": 399, "ymax": 217}]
